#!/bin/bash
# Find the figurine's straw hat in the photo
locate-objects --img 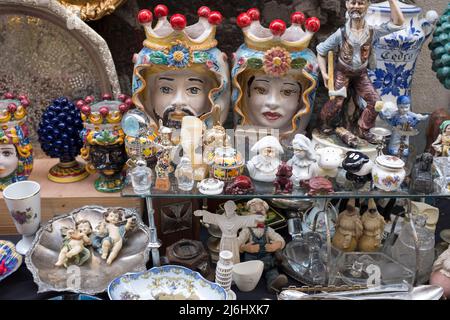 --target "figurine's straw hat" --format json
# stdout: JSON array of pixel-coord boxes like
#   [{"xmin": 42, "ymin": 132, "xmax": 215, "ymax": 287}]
[
  {"xmin": 0, "ymin": 93, "xmax": 33, "ymax": 180},
  {"xmin": 232, "ymin": 8, "xmax": 321, "ymax": 138},
  {"xmin": 367, "ymin": 198, "xmax": 377, "ymax": 212},
  {"xmin": 78, "ymin": 94, "xmax": 130, "ymax": 147},
  {"xmin": 132, "ymin": 5, "xmax": 230, "ymax": 130}
]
